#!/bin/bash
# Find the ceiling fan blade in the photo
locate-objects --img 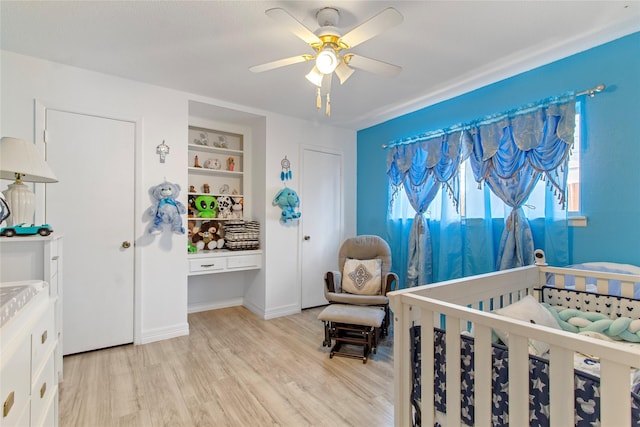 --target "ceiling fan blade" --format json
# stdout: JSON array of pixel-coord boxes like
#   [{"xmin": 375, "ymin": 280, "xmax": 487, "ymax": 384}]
[
  {"xmin": 249, "ymin": 55, "xmax": 312, "ymax": 73},
  {"xmin": 347, "ymin": 54, "xmax": 402, "ymax": 77},
  {"xmin": 265, "ymin": 8, "xmax": 322, "ymax": 46},
  {"xmin": 339, "ymin": 7, "xmax": 403, "ymax": 49}
]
